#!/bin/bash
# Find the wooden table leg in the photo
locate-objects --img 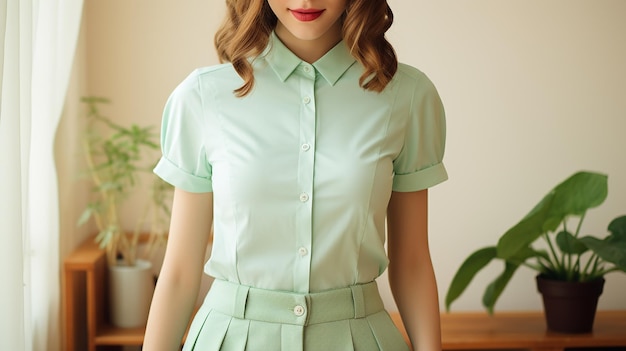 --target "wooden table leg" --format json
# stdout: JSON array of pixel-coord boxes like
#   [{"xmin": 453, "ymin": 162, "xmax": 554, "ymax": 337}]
[
  {"xmin": 64, "ymin": 268, "xmax": 76, "ymax": 351},
  {"xmin": 87, "ymin": 268, "xmax": 97, "ymax": 351}
]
